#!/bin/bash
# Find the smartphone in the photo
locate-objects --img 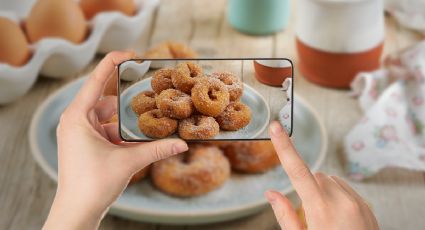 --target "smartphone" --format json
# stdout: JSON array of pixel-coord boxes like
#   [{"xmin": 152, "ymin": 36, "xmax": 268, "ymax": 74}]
[{"xmin": 118, "ymin": 58, "xmax": 293, "ymax": 142}]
